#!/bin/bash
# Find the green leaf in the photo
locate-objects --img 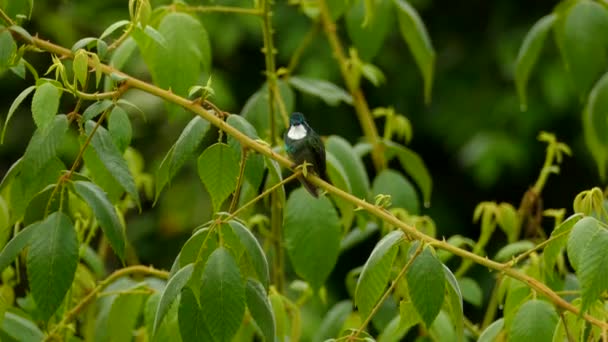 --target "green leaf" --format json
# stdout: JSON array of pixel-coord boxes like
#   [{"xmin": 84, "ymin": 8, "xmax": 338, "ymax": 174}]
[
  {"xmin": 100, "ymin": 20, "xmax": 131, "ymax": 39},
  {"xmin": 509, "ymin": 300, "xmax": 558, "ymax": 342},
  {"xmin": 2, "ymin": 85, "xmax": 35, "ymax": 143},
  {"xmin": 241, "ymin": 81, "xmax": 294, "ymax": 140},
  {"xmin": 23, "ymin": 184, "xmax": 65, "ymax": 226},
  {"xmin": 478, "ymin": 318, "xmax": 504, "ymax": 342},
  {"xmin": 108, "ymin": 105, "xmax": 132, "ymax": 153},
  {"xmin": 493, "ymin": 240, "xmax": 535, "ymax": 262},
  {"xmin": 372, "ymin": 169, "xmax": 419, "ymax": 214},
  {"xmin": 265, "ymin": 157, "xmax": 286, "ymax": 204},
  {"xmin": 199, "ymin": 247, "xmax": 246, "ymax": 342},
  {"xmin": 555, "ymin": 0, "xmax": 608, "ymax": 97},
  {"xmin": 72, "ymin": 49, "xmax": 89, "ymax": 88},
  {"xmin": 406, "ymin": 245, "xmax": 445, "ymax": 327},
  {"xmin": 154, "ymin": 263, "xmax": 193, "ymax": 336},
  {"xmin": 155, "ymin": 116, "xmax": 211, "ymax": 202},
  {"xmin": 567, "ymin": 216, "xmax": 602, "ymax": 271},
  {"xmin": 579, "ymin": 227, "xmax": 608, "ymax": 313},
  {"xmin": 346, "ymin": 0, "xmax": 394, "ymax": 61},
  {"xmin": 26, "ymin": 212, "xmax": 78, "ymax": 320},
  {"xmin": 442, "ymin": 265, "xmax": 464, "ymax": 342},
  {"xmin": 175, "ymin": 227, "xmax": 218, "ymax": 273},
  {"xmin": 0, "ymin": 29, "xmax": 16, "ymax": 68},
  {"xmin": 288, "ymin": 76, "xmax": 353, "ymax": 106},
  {"xmin": 82, "ymin": 100, "xmax": 114, "ymax": 122},
  {"xmin": 313, "ymin": 300, "xmax": 353, "ymax": 342},
  {"xmin": 0, "ymin": 196, "xmax": 9, "ymax": 250},
  {"xmin": 269, "ymin": 292, "xmax": 288, "ymax": 341},
  {"xmin": 178, "ymin": 286, "xmax": 214, "ymax": 341},
  {"xmin": 355, "ymin": 230, "xmax": 403, "ymax": 318},
  {"xmin": 1, "ymin": 312, "xmax": 44, "ymax": 342},
  {"xmin": 385, "ymin": 141, "xmax": 432, "ymax": 206},
  {"xmin": 31, "ymin": 82, "xmax": 61, "ymax": 129},
  {"xmin": 392, "ymin": 0, "xmax": 435, "ymax": 103},
  {"xmin": 245, "ymin": 279, "xmax": 275, "ymax": 342},
  {"xmin": 133, "ymin": 12, "xmax": 211, "ymax": 118},
  {"xmin": 85, "ymin": 120, "xmax": 140, "ymax": 208},
  {"xmin": 515, "ymin": 14, "xmax": 556, "ymax": 111},
  {"xmin": 584, "ymin": 71, "xmax": 608, "ymax": 180},
  {"xmin": 284, "ymin": 188, "xmax": 341, "ymax": 290},
  {"xmin": 197, "ymin": 143, "xmax": 239, "ymax": 212},
  {"xmin": 226, "ymin": 115, "xmax": 265, "ymax": 190},
  {"xmin": 228, "ymin": 220, "xmax": 270, "ymax": 289},
  {"xmin": 326, "ymin": 151, "xmax": 355, "ymax": 228},
  {"xmin": 326, "ymin": 136, "xmax": 369, "ymax": 199},
  {"xmin": 397, "ymin": 300, "xmax": 421, "ymax": 335},
  {"xmin": 544, "ymin": 213, "xmax": 583, "ymax": 272},
  {"xmin": 107, "ymin": 289, "xmax": 147, "ymax": 341},
  {"xmin": 71, "ymin": 180, "xmax": 125, "ymax": 261},
  {"xmin": 457, "ymin": 277, "xmax": 482, "ymax": 307},
  {"xmin": 0, "ymin": 222, "xmax": 40, "ymax": 272}
]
